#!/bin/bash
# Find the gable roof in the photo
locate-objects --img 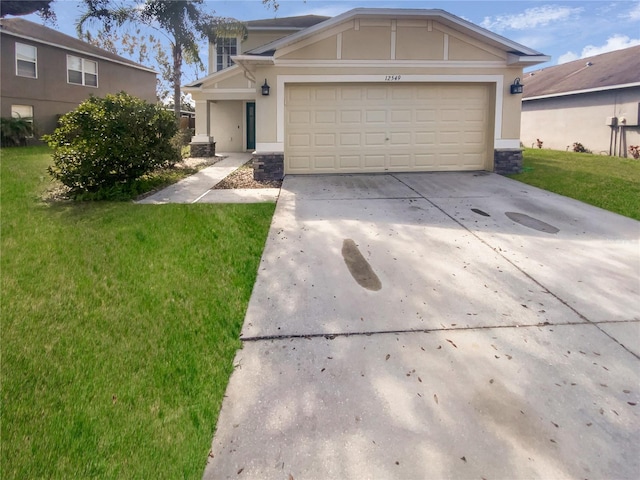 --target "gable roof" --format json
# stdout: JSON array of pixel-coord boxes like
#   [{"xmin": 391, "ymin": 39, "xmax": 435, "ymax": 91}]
[
  {"xmin": 250, "ymin": 8, "xmax": 548, "ymax": 61},
  {"xmin": 247, "ymin": 15, "xmax": 330, "ymax": 31},
  {"xmin": 0, "ymin": 18, "xmax": 155, "ymax": 73},
  {"xmin": 522, "ymin": 45, "xmax": 640, "ymax": 100}
]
